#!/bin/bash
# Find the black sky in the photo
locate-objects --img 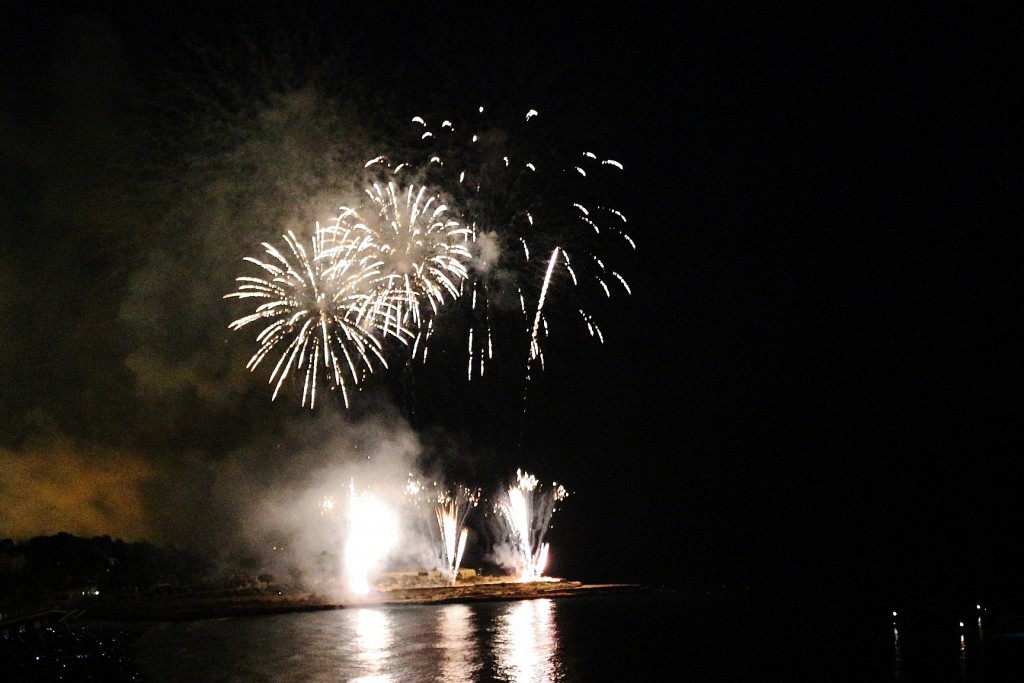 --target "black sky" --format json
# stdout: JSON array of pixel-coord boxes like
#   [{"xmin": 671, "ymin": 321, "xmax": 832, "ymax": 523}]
[{"xmin": 1, "ymin": 2, "xmax": 1020, "ymax": 600}]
